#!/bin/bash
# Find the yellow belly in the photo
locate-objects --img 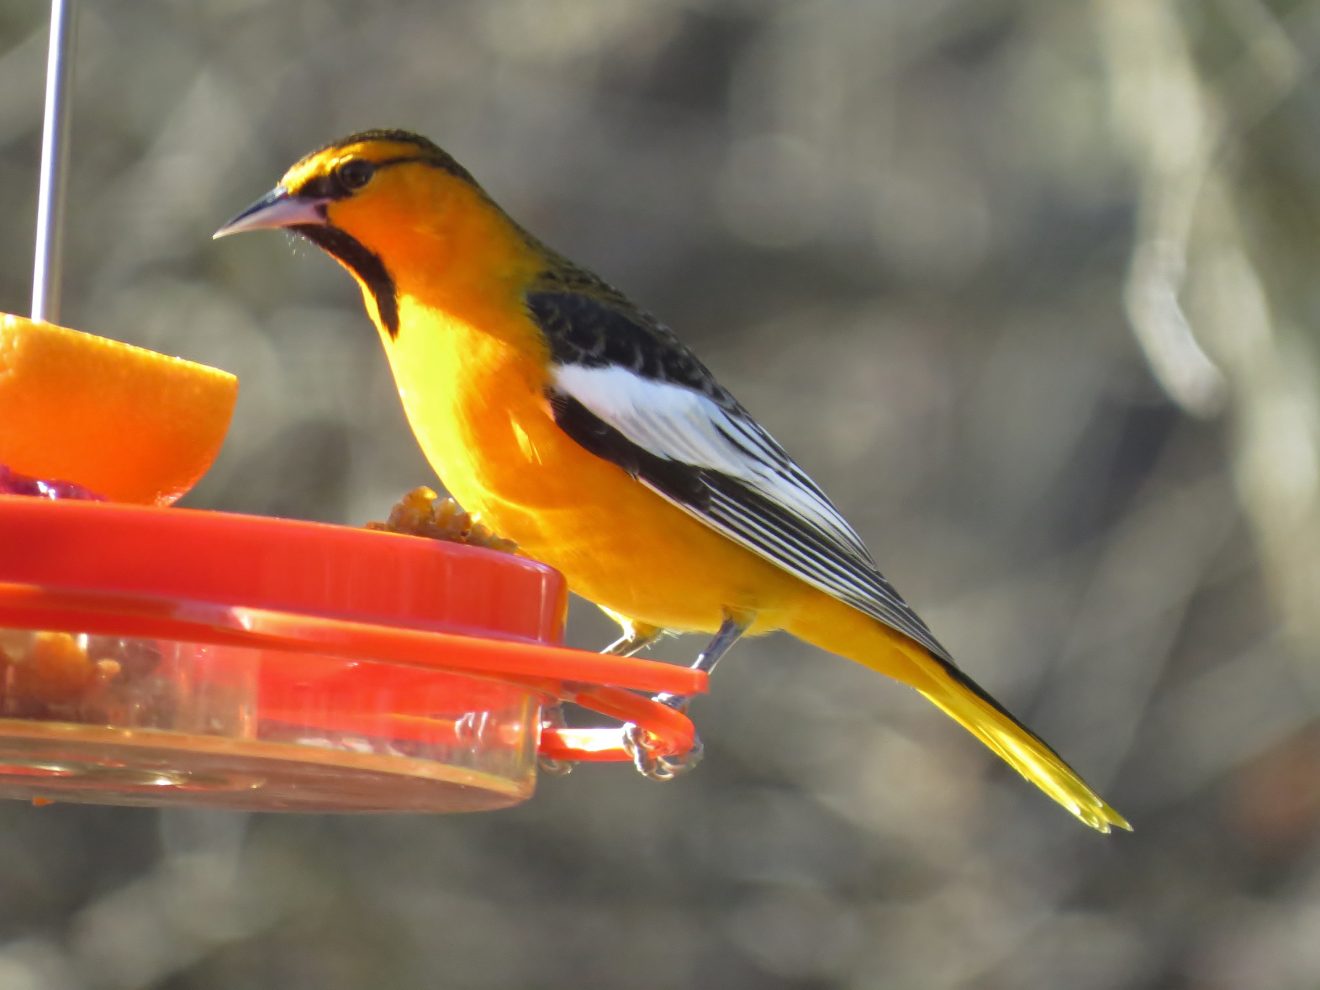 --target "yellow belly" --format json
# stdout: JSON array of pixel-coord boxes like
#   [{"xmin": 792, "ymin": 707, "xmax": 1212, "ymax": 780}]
[
  {"xmin": 380, "ymin": 302, "xmax": 806, "ymax": 634},
  {"xmin": 369, "ymin": 293, "xmax": 1125, "ymax": 833}
]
